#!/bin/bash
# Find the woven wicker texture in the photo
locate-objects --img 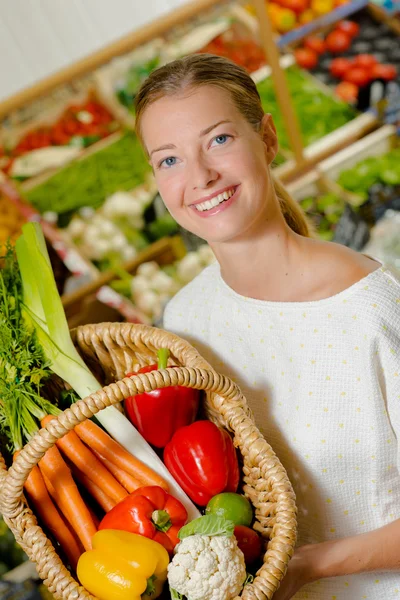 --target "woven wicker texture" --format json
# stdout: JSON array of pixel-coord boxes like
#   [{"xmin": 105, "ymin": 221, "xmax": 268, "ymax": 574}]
[{"xmin": 0, "ymin": 322, "xmax": 297, "ymax": 600}]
